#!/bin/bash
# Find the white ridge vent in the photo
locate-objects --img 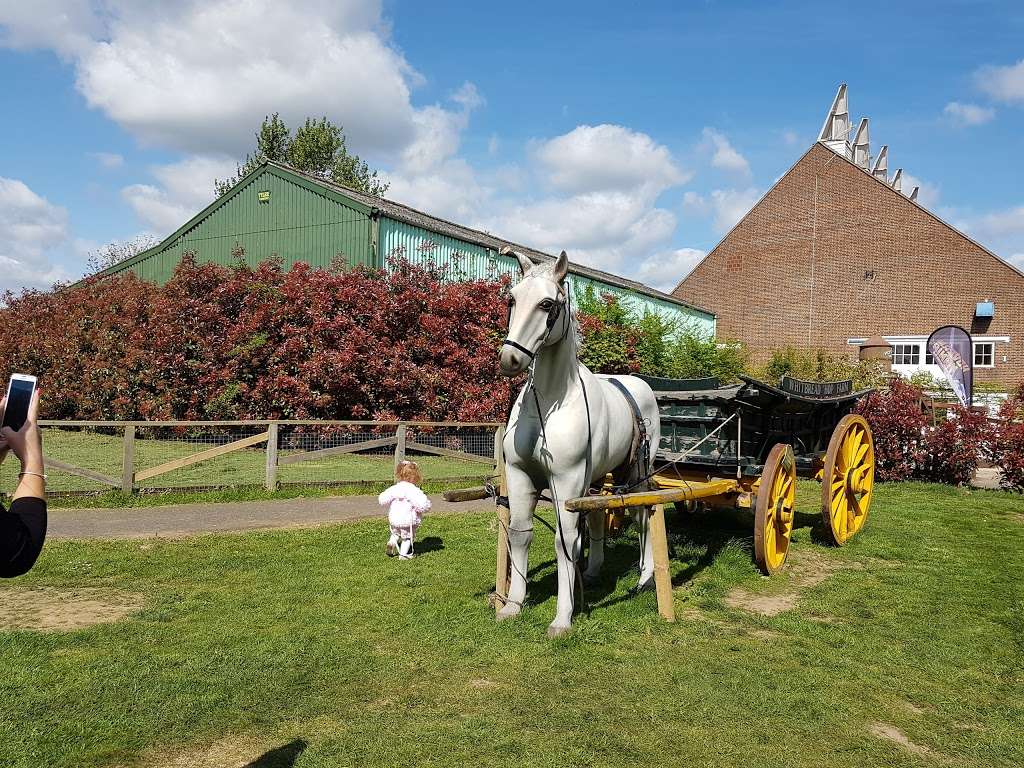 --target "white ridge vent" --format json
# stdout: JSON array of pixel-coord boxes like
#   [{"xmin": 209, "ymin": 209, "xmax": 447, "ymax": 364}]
[
  {"xmin": 818, "ymin": 83, "xmax": 852, "ymax": 159},
  {"xmin": 852, "ymin": 118, "xmax": 871, "ymax": 170},
  {"xmin": 871, "ymin": 145, "xmax": 888, "ymax": 181},
  {"xmin": 890, "ymin": 168, "xmax": 903, "ymax": 193}
]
